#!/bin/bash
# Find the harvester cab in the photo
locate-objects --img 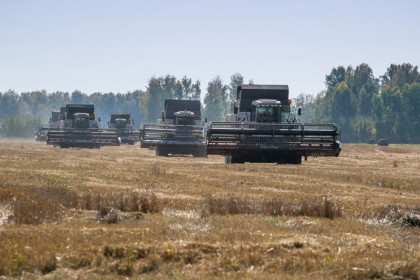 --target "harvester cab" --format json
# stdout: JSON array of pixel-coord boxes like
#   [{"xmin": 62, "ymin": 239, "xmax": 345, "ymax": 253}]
[
  {"xmin": 251, "ymin": 99, "xmax": 302, "ymax": 123},
  {"xmin": 173, "ymin": 110, "xmax": 202, "ymax": 126},
  {"xmin": 73, "ymin": 113, "xmax": 91, "ymax": 129},
  {"xmin": 114, "ymin": 118, "xmax": 128, "ymax": 129},
  {"xmin": 251, "ymin": 100, "xmax": 284, "ymax": 123}
]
